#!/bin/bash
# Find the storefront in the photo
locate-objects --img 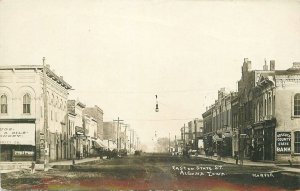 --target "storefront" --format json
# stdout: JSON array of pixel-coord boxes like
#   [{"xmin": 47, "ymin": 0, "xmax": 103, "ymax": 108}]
[
  {"xmin": 221, "ymin": 132, "xmax": 232, "ymax": 157},
  {"xmin": 252, "ymin": 121, "xmax": 275, "ymax": 161},
  {"xmin": 0, "ymin": 121, "xmax": 36, "ymax": 161},
  {"xmin": 203, "ymin": 134, "xmax": 213, "ymax": 156}
]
